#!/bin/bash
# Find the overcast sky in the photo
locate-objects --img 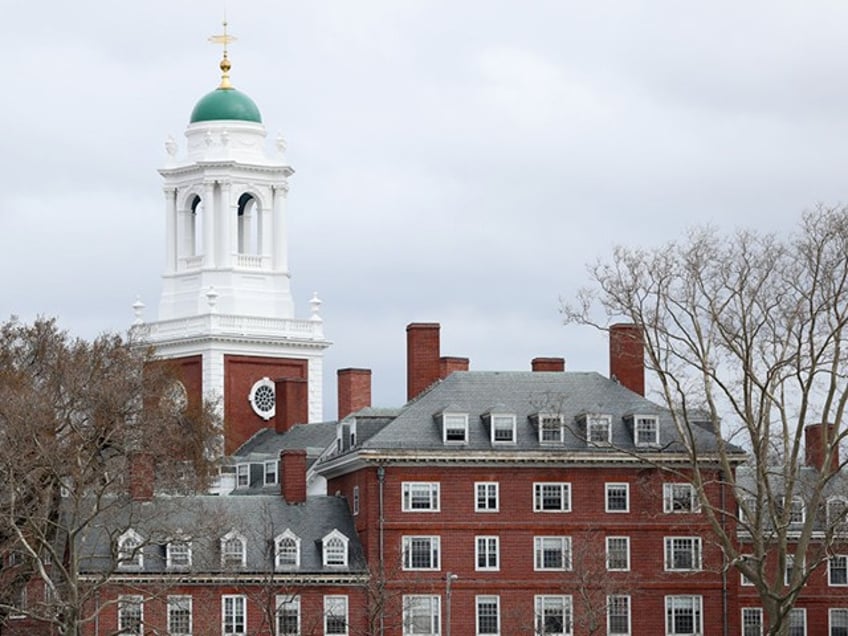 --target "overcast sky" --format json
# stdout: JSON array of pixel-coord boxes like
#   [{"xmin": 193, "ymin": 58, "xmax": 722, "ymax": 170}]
[{"xmin": 4, "ymin": 1, "xmax": 848, "ymax": 417}]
